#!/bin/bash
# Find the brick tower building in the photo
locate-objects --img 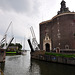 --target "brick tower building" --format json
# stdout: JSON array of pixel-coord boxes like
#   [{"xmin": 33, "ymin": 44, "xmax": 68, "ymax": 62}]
[{"xmin": 39, "ymin": 0, "xmax": 75, "ymax": 51}]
